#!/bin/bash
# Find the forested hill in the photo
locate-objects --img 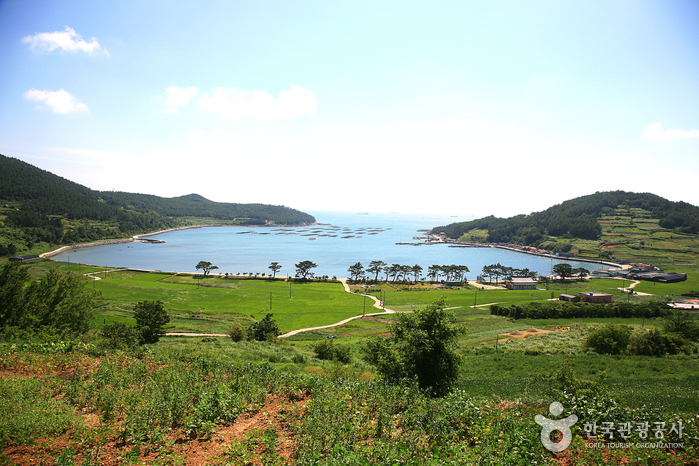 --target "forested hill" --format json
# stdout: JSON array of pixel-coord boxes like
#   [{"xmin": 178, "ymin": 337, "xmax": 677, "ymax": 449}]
[
  {"xmin": 0, "ymin": 154, "xmax": 315, "ymax": 256},
  {"xmin": 432, "ymin": 191, "xmax": 699, "ymax": 245},
  {"xmin": 97, "ymin": 192, "xmax": 315, "ymax": 225}
]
